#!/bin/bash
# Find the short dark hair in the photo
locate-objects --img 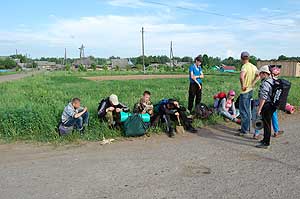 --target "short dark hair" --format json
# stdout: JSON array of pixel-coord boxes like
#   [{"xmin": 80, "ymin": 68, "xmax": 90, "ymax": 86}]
[
  {"xmin": 143, "ymin": 91, "xmax": 151, "ymax": 96},
  {"xmin": 71, "ymin": 98, "xmax": 81, "ymax": 103},
  {"xmin": 194, "ymin": 55, "xmax": 202, "ymax": 62}
]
